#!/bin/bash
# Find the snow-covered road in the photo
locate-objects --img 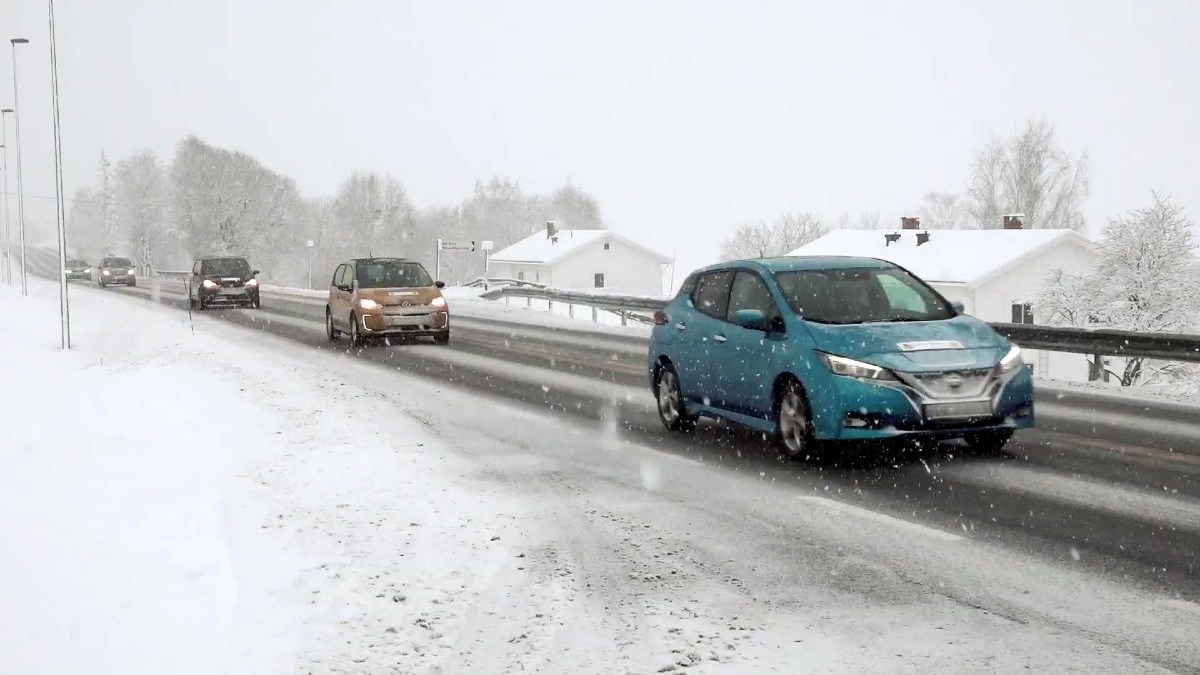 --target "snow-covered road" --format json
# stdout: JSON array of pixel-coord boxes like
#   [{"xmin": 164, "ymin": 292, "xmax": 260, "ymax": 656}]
[{"xmin": 3, "ymin": 280, "xmax": 1200, "ymax": 674}]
